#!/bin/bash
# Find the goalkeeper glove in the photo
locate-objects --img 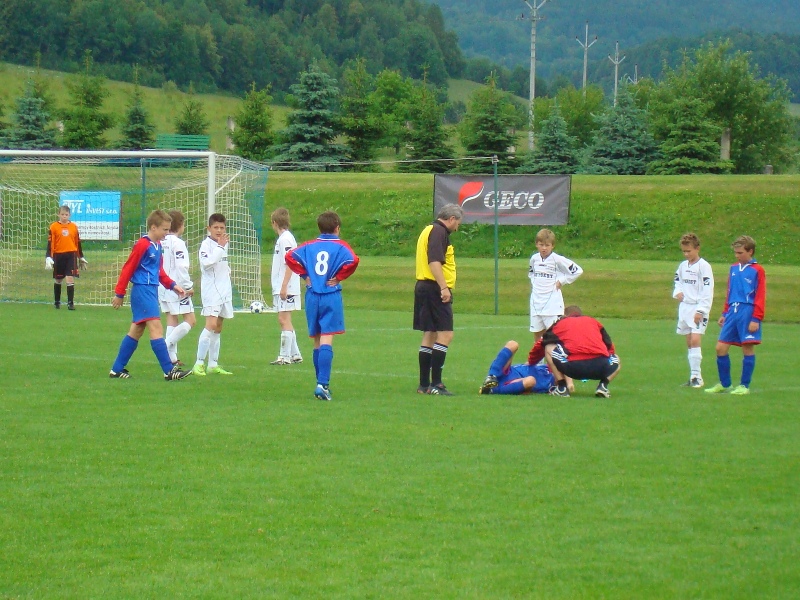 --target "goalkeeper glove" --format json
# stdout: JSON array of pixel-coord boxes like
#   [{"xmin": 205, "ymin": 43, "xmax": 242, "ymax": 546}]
[
  {"xmin": 45, "ymin": 257, "xmax": 54, "ymax": 270},
  {"xmin": 80, "ymin": 257, "xmax": 89, "ymax": 270}
]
